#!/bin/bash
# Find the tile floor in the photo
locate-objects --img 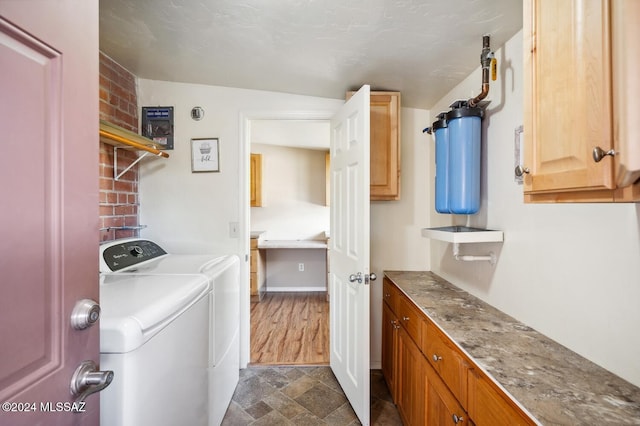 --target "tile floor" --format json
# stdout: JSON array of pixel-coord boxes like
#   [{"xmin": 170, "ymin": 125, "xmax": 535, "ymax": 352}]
[{"xmin": 222, "ymin": 367, "xmax": 403, "ymax": 425}]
